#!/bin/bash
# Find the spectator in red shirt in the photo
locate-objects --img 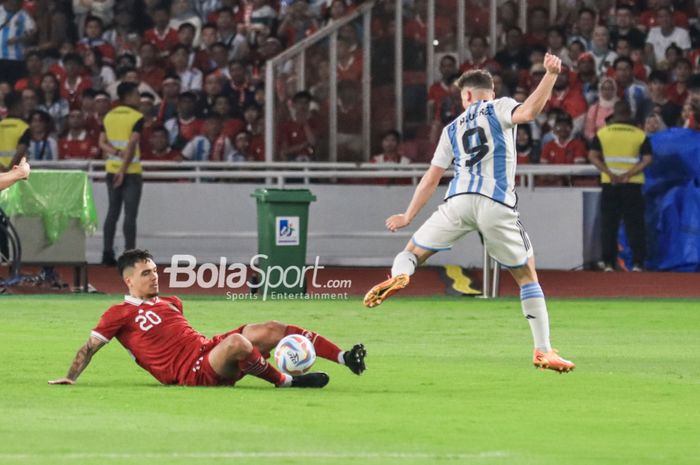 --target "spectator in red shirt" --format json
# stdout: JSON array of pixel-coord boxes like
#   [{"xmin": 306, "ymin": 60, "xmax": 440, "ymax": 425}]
[
  {"xmin": 138, "ymin": 92, "xmax": 159, "ymax": 158},
  {"xmin": 639, "ymin": 0, "xmax": 689, "ymax": 30},
  {"xmin": 164, "ymin": 91, "xmax": 204, "ymax": 150},
  {"xmin": 138, "ymin": 42, "xmax": 166, "ymax": 94},
  {"xmin": 524, "ymin": 7, "xmax": 549, "ymax": 48},
  {"xmin": 93, "ymin": 90, "xmax": 112, "ymax": 124},
  {"xmin": 58, "ymin": 109, "xmax": 100, "ymax": 160},
  {"xmin": 210, "ymin": 94, "xmax": 245, "ymax": 138},
  {"xmin": 77, "ymin": 16, "xmax": 116, "ymax": 65},
  {"xmin": 546, "ymin": 66, "xmax": 588, "ymax": 134},
  {"xmin": 142, "ymin": 125, "xmax": 183, "ymax": 161},
  {"xmin": 278, "ymin": 0, "xmax": 319, "ymax": 47},
  {"xmin": 428, "ymin": 55, "xmax": 459, "ymax": 120},
  {"xmin": 372, "ymin": 130, "xmax": 411, "ymax": 164},
  {"xmin": 61, "ymin": 53, "xmax": 92, "ymax": 108},
  {"xmin": 540, "ymin": 115, "xmax": 587, "ymax": 185},
  {"xmin": 79, "ymin": 89, "xmax": 102, "ymax": 135},
  {"xmin": 278, "ymin": 90, "xmax": 318, "ymax": 161},
  {"xmin": 336, "ymin": 36, "xmax": 362, "ymax": 82},
  {"xmin": 667, "ymin": 57, "xmax": 692, "ymax": 106},
  {"xmin": 541, "ymin": 115, "xmax": 587, "ymax": 164},
  {"xmin": 13, "ymin": 51, "xmax": 43, "ymax": 92},
  {"xmin": 144, "ymin": 4, "xmax": 179, "ymax": 57},
  {"xmin": 460, "ymin": 35, "xmax": 501, "ymax": 75}
]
